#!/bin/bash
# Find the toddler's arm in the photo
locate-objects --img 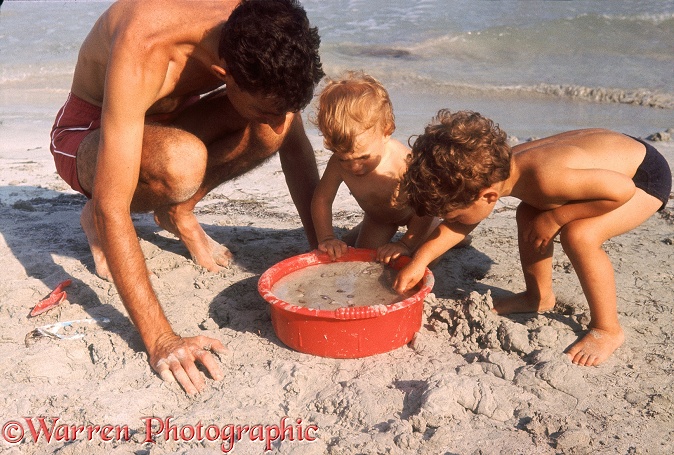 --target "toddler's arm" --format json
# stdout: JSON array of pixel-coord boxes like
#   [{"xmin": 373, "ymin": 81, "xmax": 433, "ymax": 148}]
[
  {"xmin": 311, "ymin": 158, "xmax": 348, "ymax": 260},
  {"xmin": 393, "ymin": 221, "xmax": 476, "ymax": 293},
  {"xmin": 377, "ymin": 215, "xmax": 439, "ymax": 264}
]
